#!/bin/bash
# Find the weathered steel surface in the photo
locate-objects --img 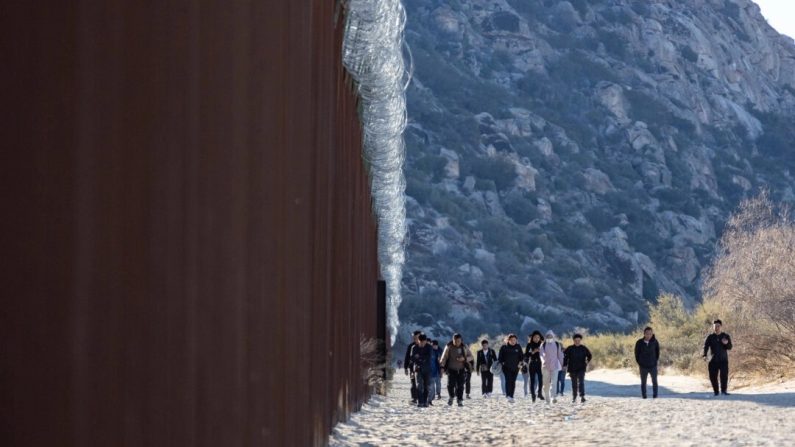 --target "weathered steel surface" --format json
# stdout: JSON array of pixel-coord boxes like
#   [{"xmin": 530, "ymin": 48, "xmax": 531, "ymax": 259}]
[{"xmin": 0, "ymin": 1, "xmax": 379, "ymax": 446}]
